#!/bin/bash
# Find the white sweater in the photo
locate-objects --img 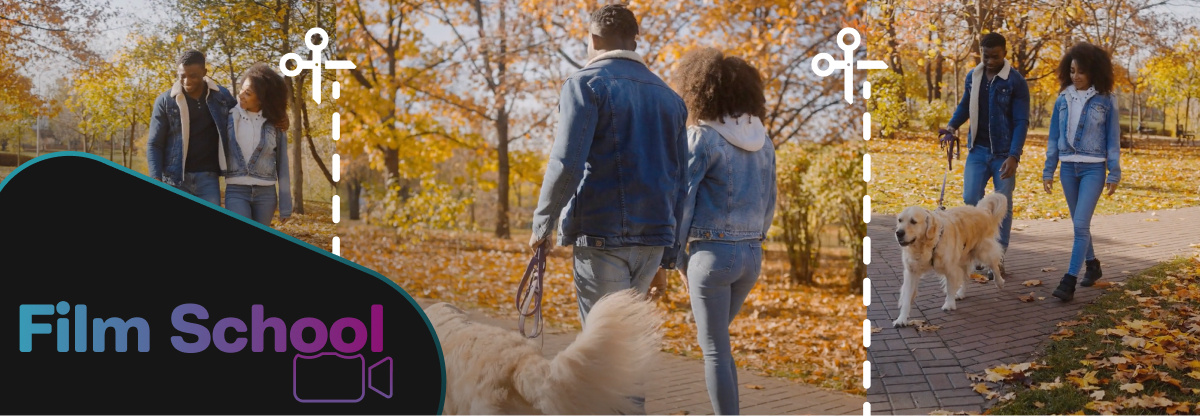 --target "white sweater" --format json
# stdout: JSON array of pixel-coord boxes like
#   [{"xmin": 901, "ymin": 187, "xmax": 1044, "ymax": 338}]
[{"xmin": 227, "ymin": 104, "xmax": 276, "ymax": 186}]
